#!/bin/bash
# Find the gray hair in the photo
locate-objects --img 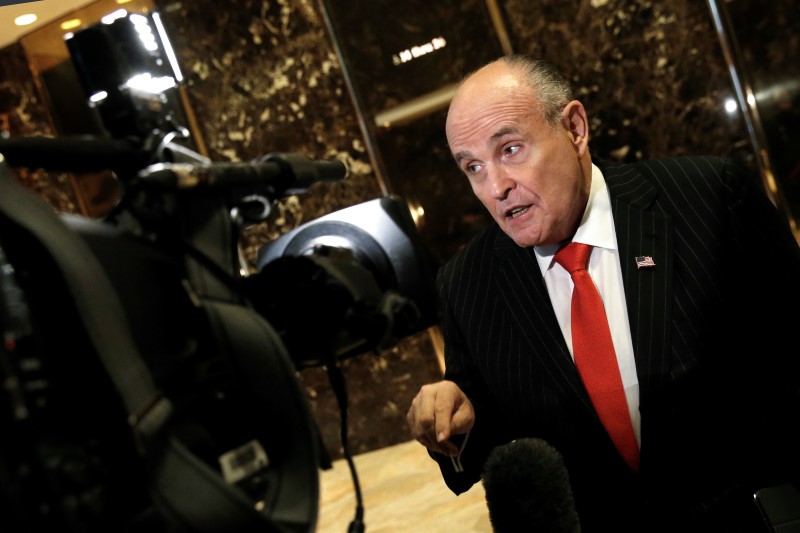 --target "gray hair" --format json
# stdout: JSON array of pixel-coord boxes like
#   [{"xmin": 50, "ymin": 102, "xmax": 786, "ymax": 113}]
[{"xmin": 464, "ymin": 54, "xmax": 575, "ymax": 126}]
